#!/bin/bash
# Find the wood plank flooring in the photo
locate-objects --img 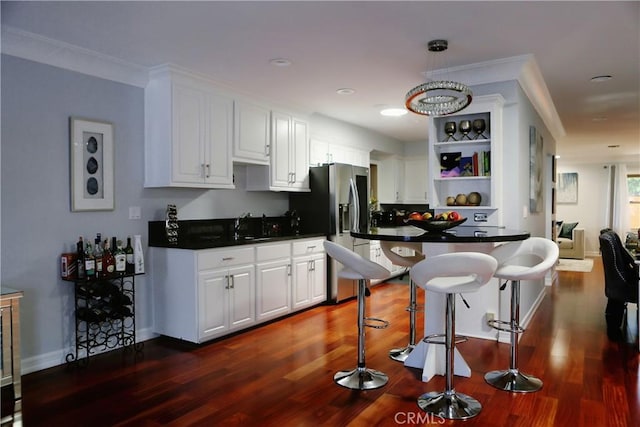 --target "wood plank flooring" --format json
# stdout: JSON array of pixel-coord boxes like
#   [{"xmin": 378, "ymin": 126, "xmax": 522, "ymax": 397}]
[{"xmin": 6, "ymin": 257, "xmax": 640, "ymax": 426}]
